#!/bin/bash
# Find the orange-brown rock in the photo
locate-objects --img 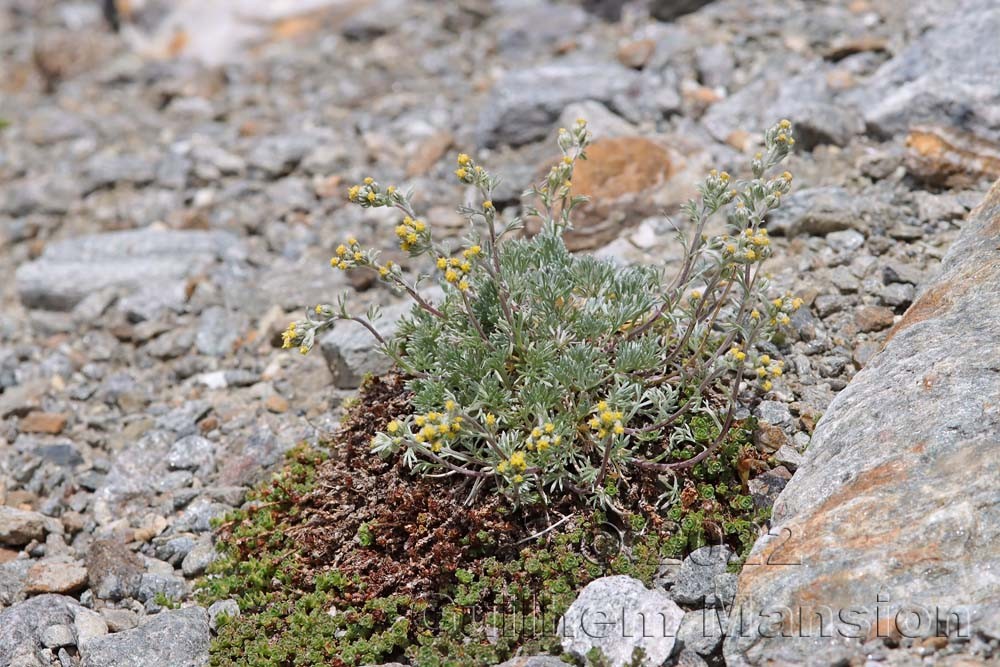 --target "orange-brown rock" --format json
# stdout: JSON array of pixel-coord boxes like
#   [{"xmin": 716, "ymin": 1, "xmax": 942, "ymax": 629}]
[
  {"xmin": 526, "ymin": 137, "xmax": 677, "ymax": 251},
  {"xmin": 19, "ymin": 411, "xmax": 68, "ymax": 435},
  {"xmin": 905, "ymin": 125, "xmax": 1000, "ymax": 188}
]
